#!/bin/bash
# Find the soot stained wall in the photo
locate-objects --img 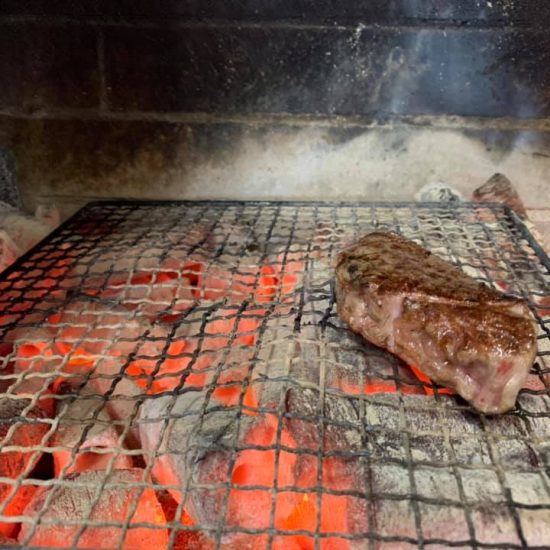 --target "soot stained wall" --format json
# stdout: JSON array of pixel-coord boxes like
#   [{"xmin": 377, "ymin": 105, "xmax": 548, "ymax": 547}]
[{"xmin": 0, "ymin": 1, "xmax": 549, "ymax": 214}]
